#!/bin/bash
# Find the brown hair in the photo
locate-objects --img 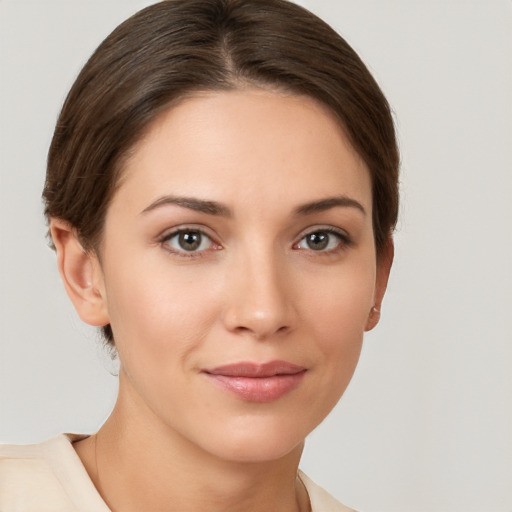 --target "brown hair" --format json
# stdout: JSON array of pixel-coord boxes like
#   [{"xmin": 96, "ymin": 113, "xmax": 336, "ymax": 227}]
[{"xmin": 43, "ymin": 0, "xmax": 399, "ymax": 344}]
